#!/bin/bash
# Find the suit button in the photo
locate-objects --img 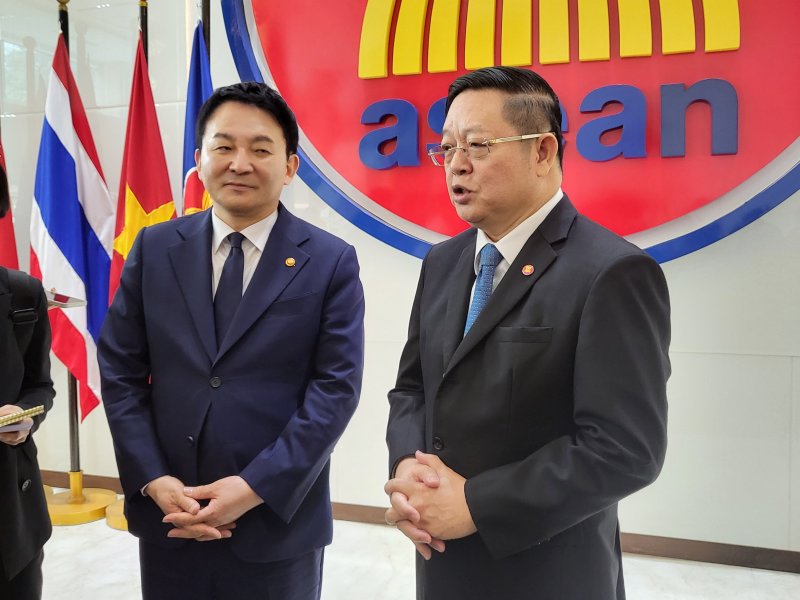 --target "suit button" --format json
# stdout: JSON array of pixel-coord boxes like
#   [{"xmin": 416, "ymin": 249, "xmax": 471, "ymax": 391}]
[
  {"xmin": 209, "ymin": 376, "xmax": 222, "ymax": 388},
  {"xmin": 186, "ymin": 435, "xmax": 195, "ymax": 446},
  {"xmin": 432, "ymin": 437, "xmax": 444, "ymax": 451},
  {"xmin": 21, "ymin": 479, "xmax": 31, "ymax": 492}
]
